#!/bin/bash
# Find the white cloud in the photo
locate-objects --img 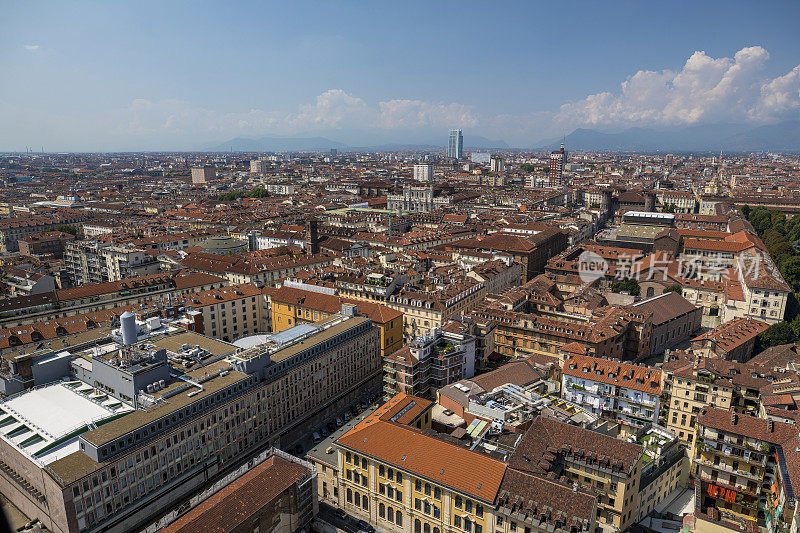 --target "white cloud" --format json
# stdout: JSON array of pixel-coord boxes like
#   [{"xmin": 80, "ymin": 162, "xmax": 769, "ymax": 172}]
[
  {"xmin": 115, "ymin": 90, "xmax": 479, "ymax": 138},
  {"xmin": 23, "ymin": 44, "xmax": 40, "ymax": 51},
  {"xmin": 4, "ymin": 46, "xmax": 799, "ymax": 150},
  {"xmin": 555, "ymin": 46, "xmax": 800, "ymax": 129}
]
